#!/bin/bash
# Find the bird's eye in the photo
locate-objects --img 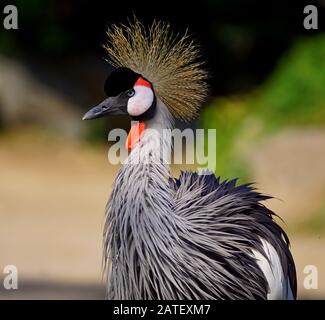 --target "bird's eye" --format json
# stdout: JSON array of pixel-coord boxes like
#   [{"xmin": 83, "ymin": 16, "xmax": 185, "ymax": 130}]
[{"xmin": 127, "ymin": 89, "xmax": 135, "ymax": 97}]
